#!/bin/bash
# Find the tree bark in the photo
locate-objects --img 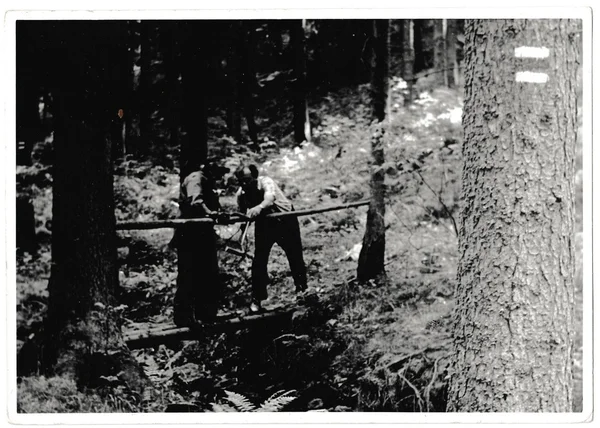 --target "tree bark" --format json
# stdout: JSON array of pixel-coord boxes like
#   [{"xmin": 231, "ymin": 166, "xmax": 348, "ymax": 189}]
[
  {"xmin": 290, "ymin": 19, "xmax": 311, "ymax": 145},
  {"xmin": 447, "ymin": 19, "xmax": 579, "ymax": 412},
  {"xmin": 43, "ymin": 21, "xmax": 147, "ymax": 393}
]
